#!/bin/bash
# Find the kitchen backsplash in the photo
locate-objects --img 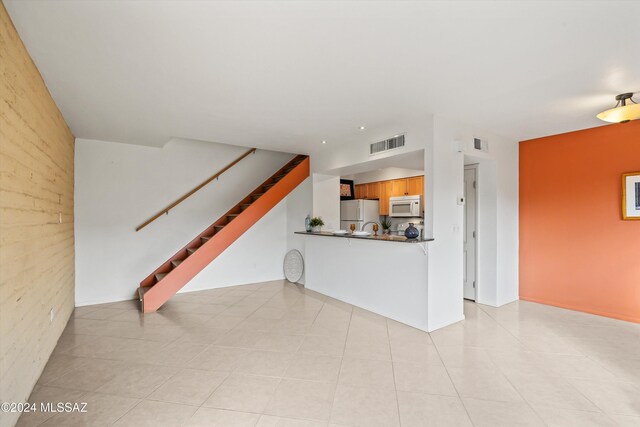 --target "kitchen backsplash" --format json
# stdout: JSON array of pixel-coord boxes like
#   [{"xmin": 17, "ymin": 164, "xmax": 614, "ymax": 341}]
[{"xmin": 382, "ymin": 216, "xmax": 424, "ymax": 232}]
